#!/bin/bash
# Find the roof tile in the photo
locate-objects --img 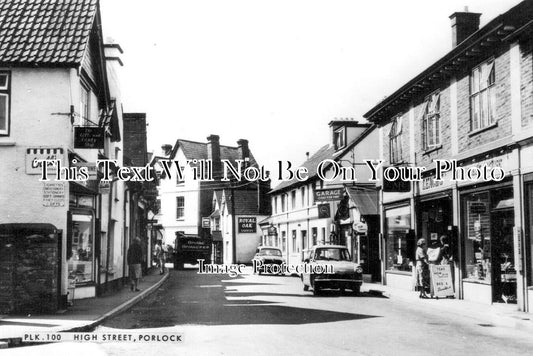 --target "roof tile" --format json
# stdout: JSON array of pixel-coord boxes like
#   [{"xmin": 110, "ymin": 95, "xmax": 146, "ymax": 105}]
[{"xmin": 0, "ymin": 0, "xmax": 97, "ymax": 65}]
